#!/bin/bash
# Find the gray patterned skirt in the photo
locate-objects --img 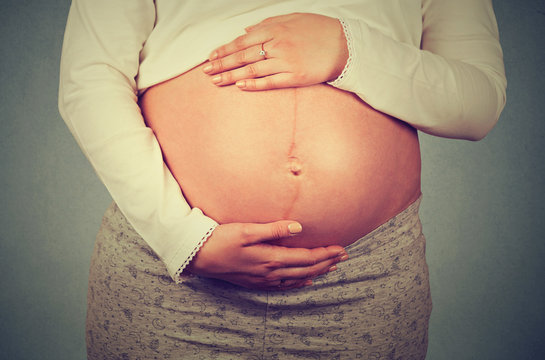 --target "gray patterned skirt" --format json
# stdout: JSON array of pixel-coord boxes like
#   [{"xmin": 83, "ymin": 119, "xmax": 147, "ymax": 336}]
[{"xmin": 86, "ymin": 197, "xmax": 432, "ymax": 359}]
